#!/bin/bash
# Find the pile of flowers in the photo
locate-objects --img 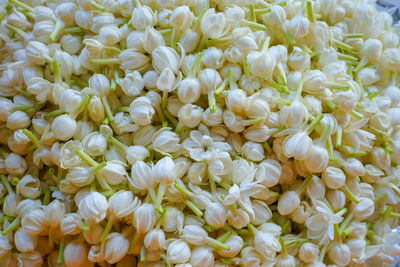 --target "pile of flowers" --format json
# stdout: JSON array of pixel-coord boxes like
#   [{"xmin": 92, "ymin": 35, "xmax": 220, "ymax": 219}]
[{"xmin": 0, "ymin": 0, "xmax": 399, "ymax": 266}]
